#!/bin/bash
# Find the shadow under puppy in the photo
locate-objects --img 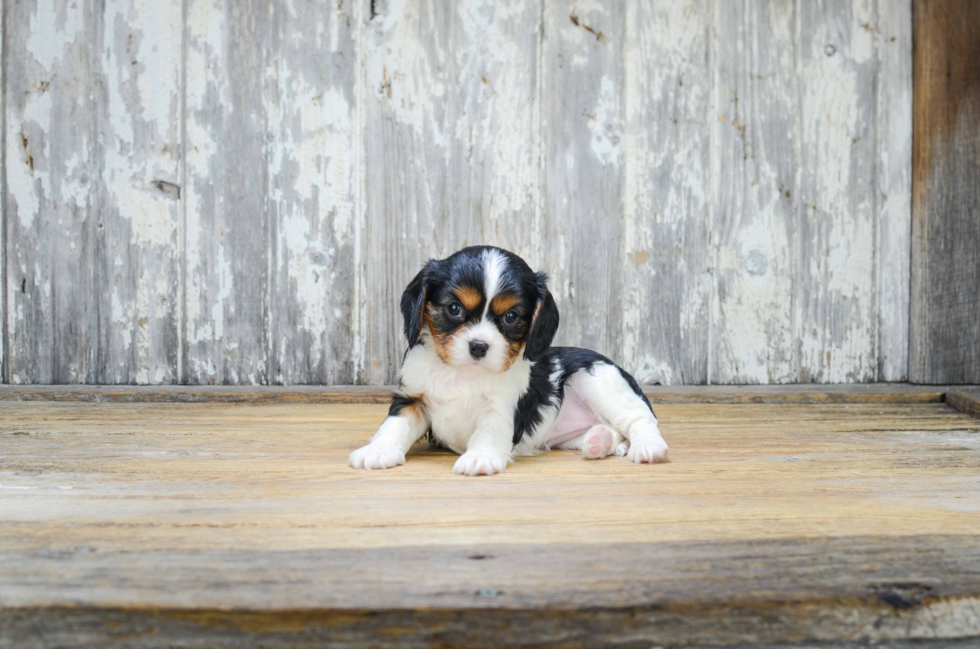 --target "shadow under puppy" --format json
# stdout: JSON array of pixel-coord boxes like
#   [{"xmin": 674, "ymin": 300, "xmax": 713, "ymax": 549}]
[{"xmin": 350, "ymin": 246, "xmax": 669, "ymax": 476}]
